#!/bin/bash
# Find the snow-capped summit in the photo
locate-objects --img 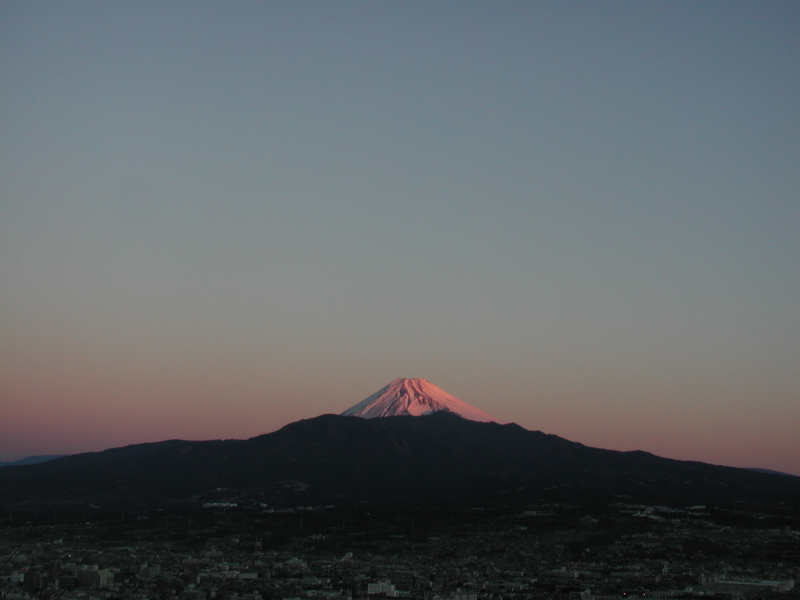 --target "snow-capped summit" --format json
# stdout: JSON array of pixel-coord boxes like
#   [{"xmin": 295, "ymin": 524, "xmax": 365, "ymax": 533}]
[{"xmin": 341, "ymin": 378, "xmax": 503, "ymax": 423}]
